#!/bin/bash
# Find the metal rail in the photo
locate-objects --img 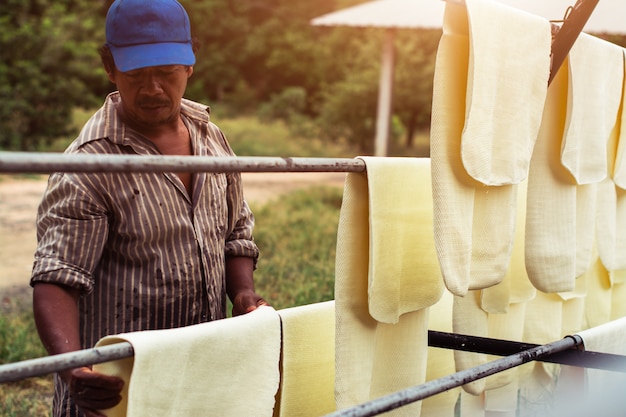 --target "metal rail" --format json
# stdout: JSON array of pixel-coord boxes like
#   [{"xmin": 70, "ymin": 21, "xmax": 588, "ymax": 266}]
[
  {"xmin": 0, "ymin": 152, "xmax": 366, "ymax": 174},
  {"xmin": 429, "ymin": 331, "xmax": 626, "ymax": 373},
  {"xmin": 0, "ymin": 342, "xmax": 134, "ymax": 384},
  {"xmin": 323, "ymin": 335, "xmax": 584, "ymax": 417},
  {"xmin": 4, "ymin": 331, "xmax": 626, "ymax": 385}
]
